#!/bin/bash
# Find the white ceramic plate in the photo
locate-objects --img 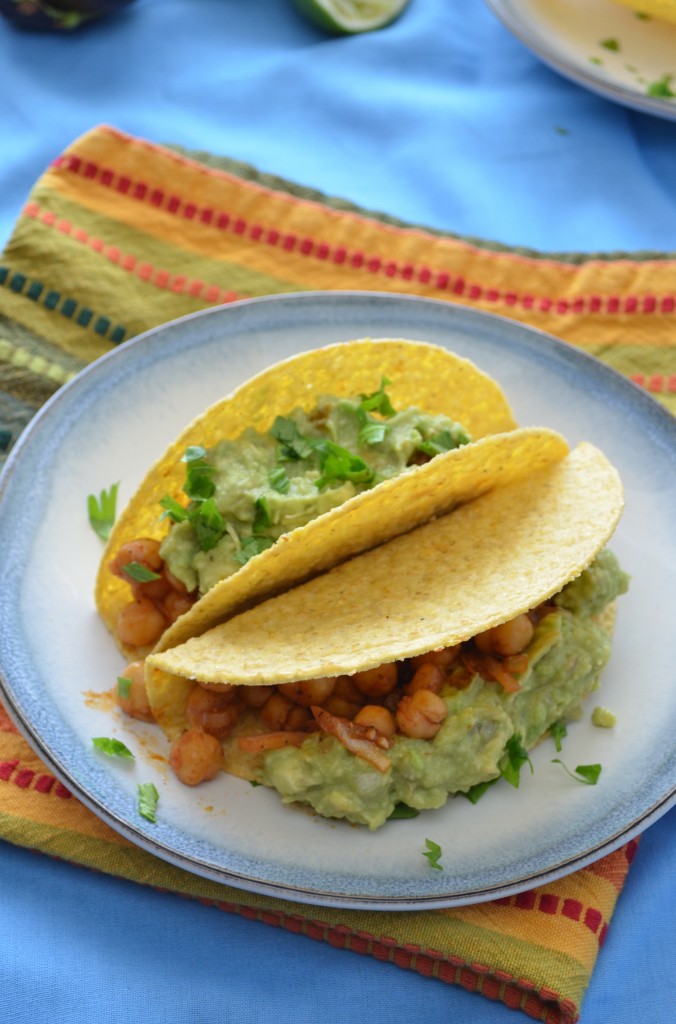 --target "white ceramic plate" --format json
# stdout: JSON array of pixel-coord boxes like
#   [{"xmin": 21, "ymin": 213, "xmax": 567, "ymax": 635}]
[
  {"xmin": 0, "ymin": 291, "xmax": 675, "ymax": 910},
  {"xmin": 486, "ymin": 0, "xmax": 676, "ymax": 120}
]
